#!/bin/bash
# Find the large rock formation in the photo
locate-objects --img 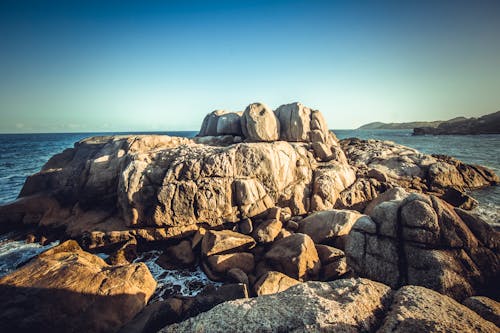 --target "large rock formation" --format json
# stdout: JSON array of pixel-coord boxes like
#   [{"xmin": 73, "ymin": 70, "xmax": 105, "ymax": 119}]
[
  {"xmin": 0, "ymin": 103, "xmax": 357, "ymax": 250},
  {"xmin": 0, "ymin": 240, "xmax": 156, "ymax": 333},
  {"xmin": 346, "ymin": 188, "xmax": 500, "ymax": 300},
  {"xmin": 340, "ymin": 138, "xmax": 498, "ymax": 206}
]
